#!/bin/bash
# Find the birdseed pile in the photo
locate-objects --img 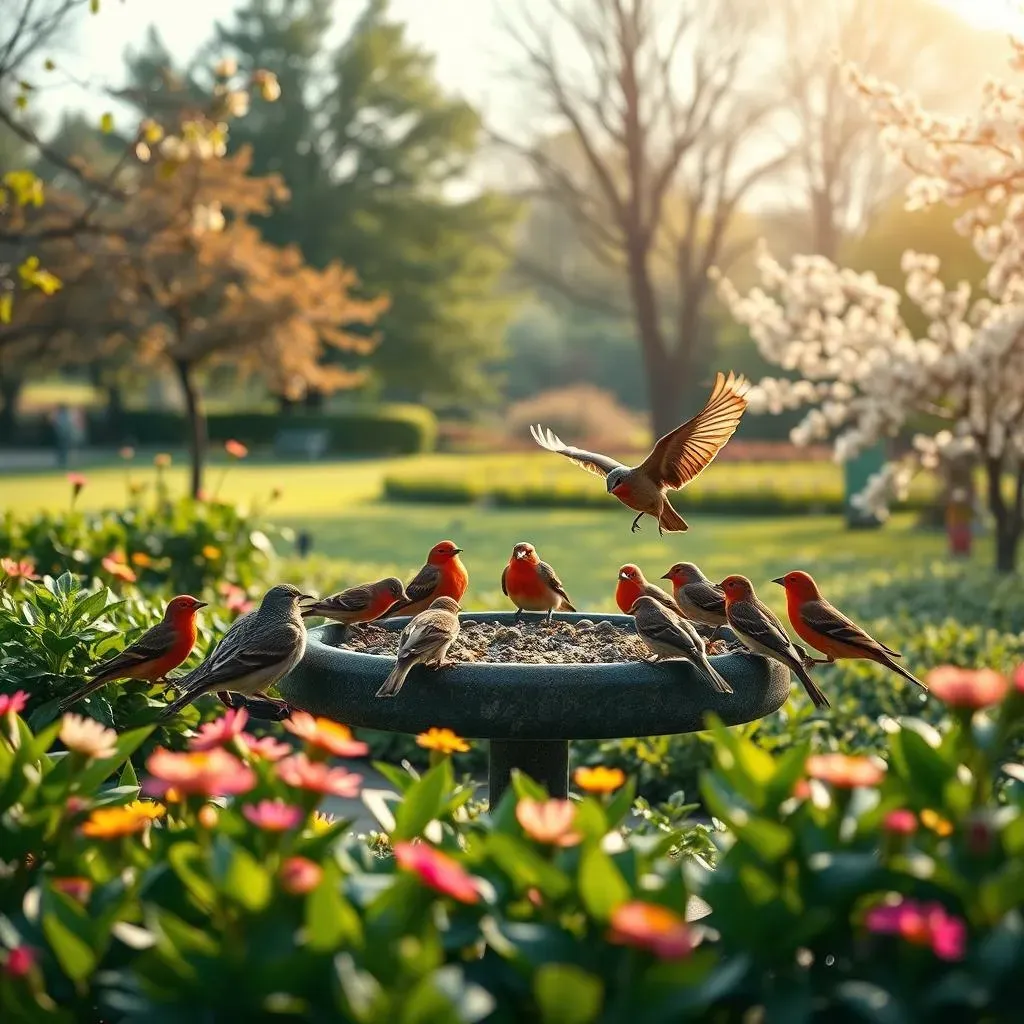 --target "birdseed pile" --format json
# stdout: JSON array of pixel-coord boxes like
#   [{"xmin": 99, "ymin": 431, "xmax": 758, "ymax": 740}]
[{"xmin": 339, "ymin": 618, "xmax": 734, "ymax": 665}]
